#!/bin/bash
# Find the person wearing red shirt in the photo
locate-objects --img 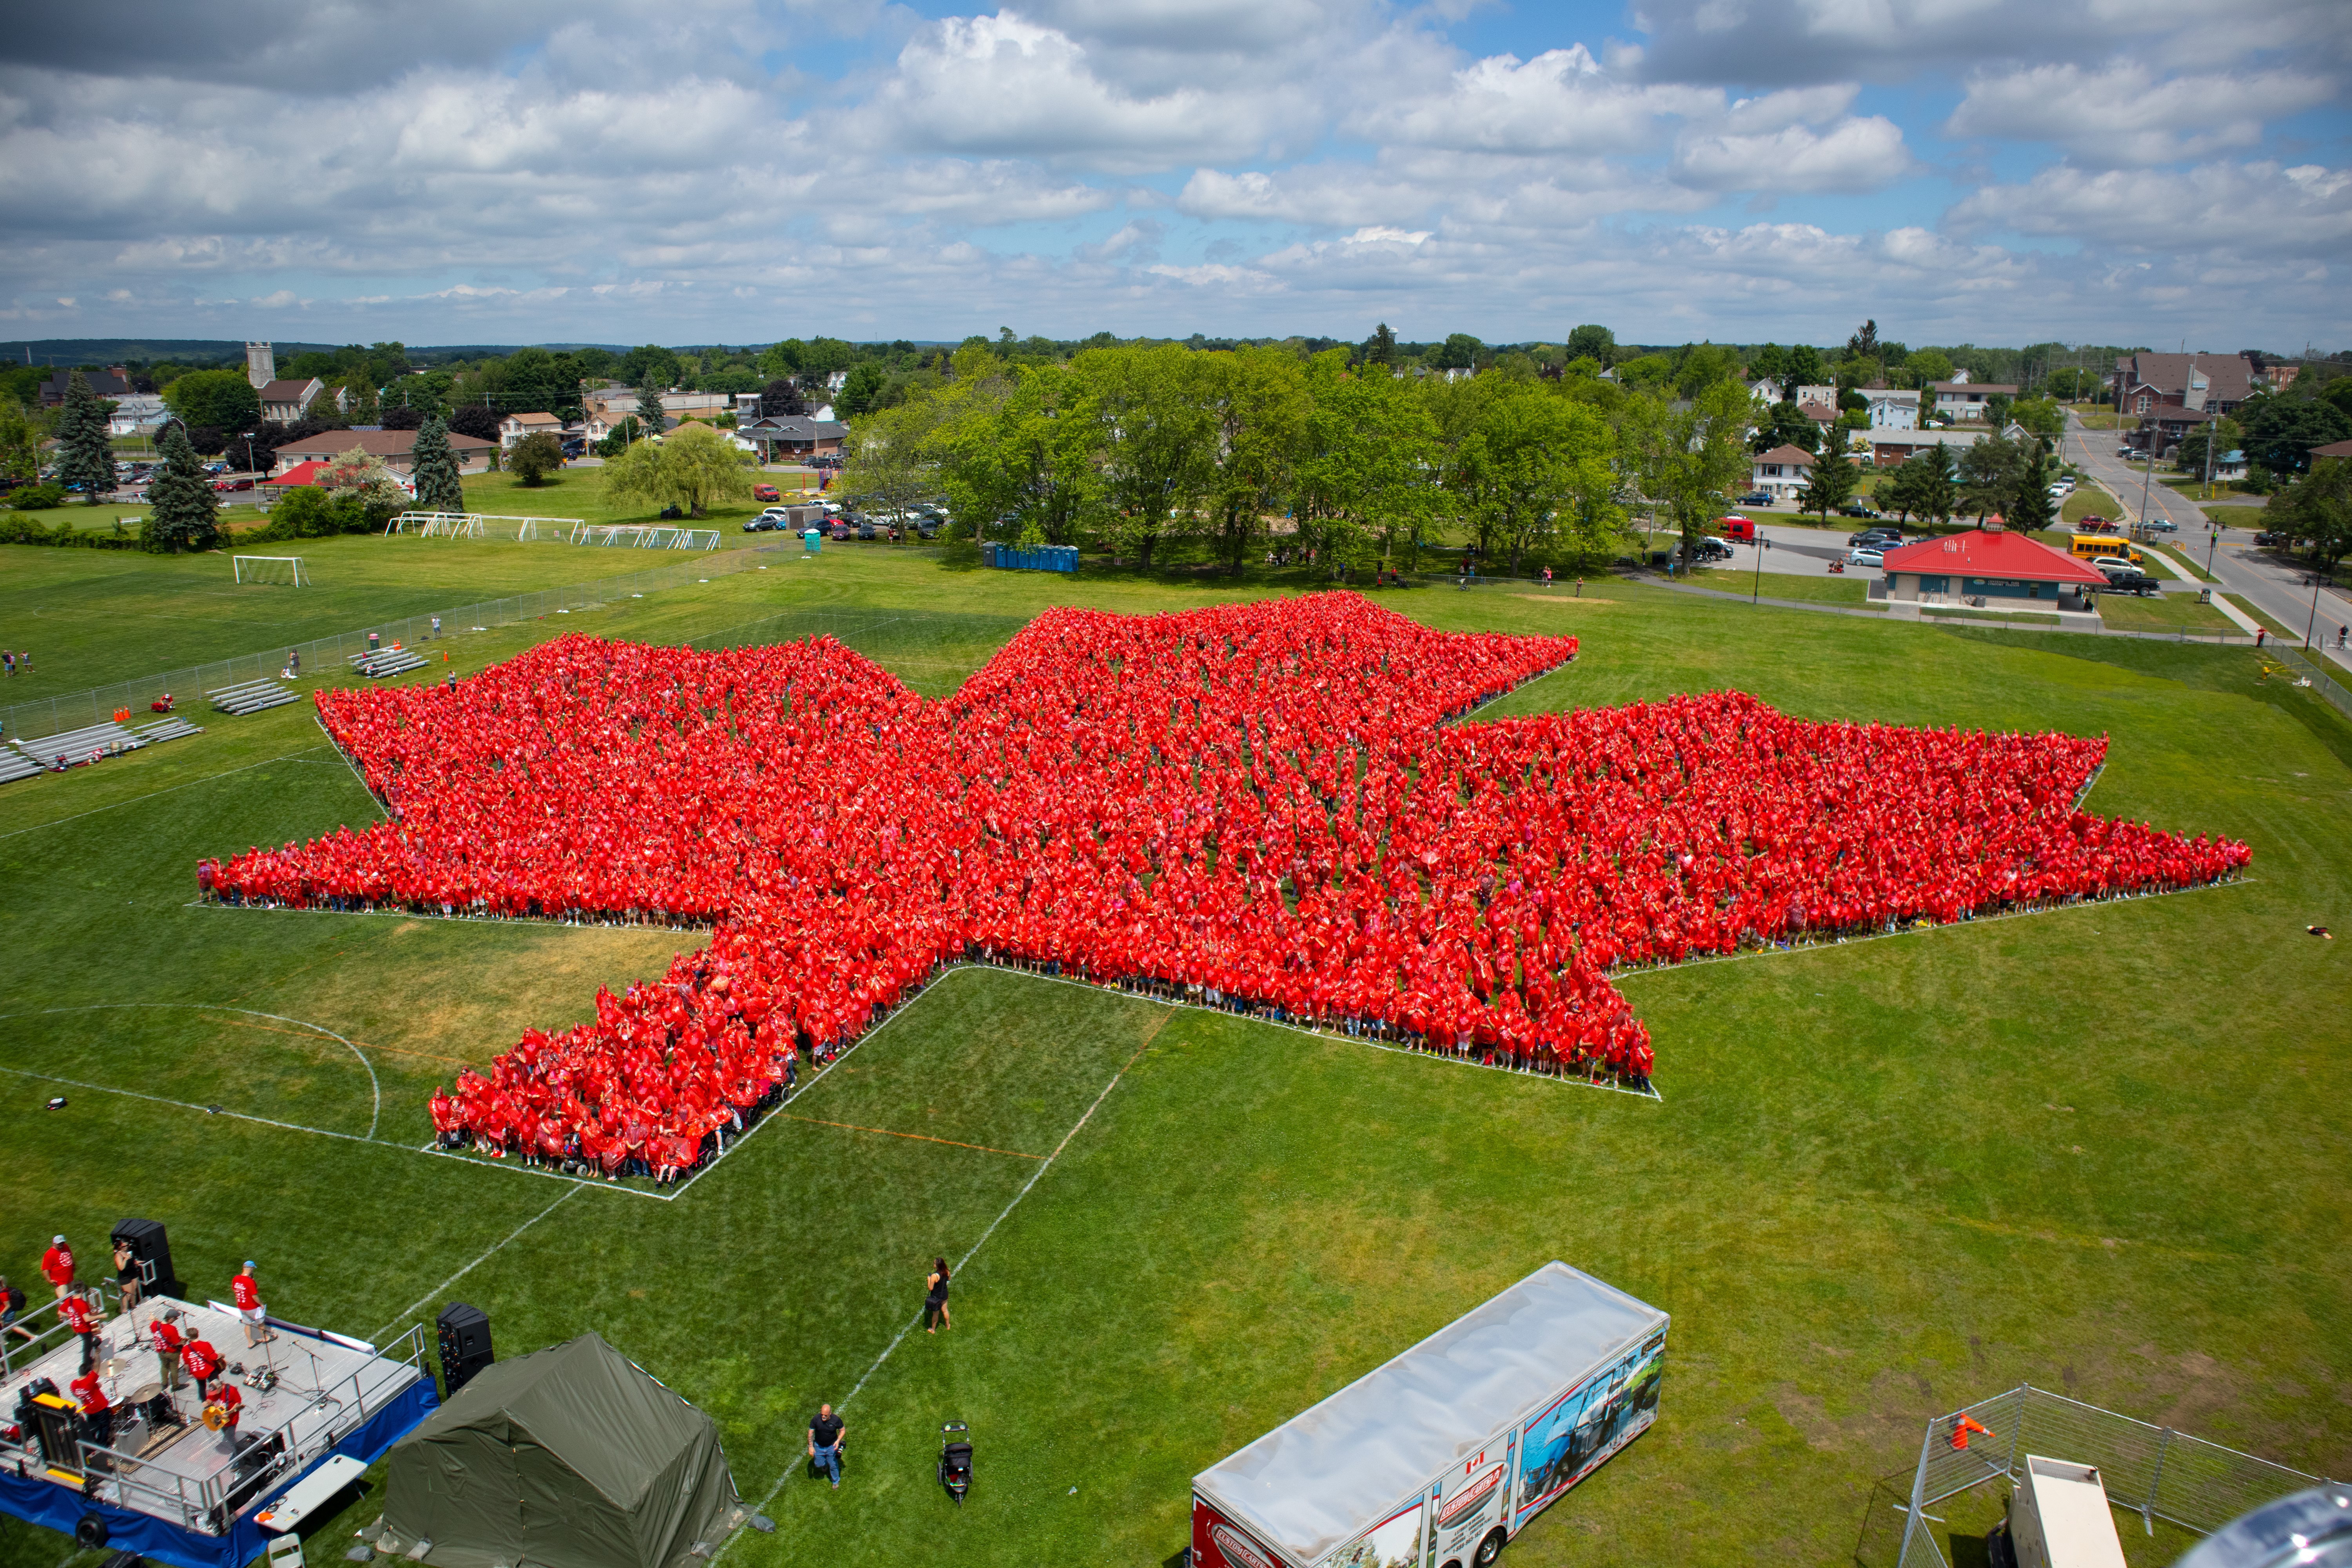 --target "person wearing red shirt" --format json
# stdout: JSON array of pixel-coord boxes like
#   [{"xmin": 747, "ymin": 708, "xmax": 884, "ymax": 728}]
[
  {"xmin": 151, "ymin": 1308, "xmax": 189, "ymax": 1390},
  {"xmin": 205, "ymin": 1380, "xmax": 243, "ymax": 1443},
  {"xmin": 70, "ymin": 1367, "xmax": 114, "ymax": 1451},
  {"xmin": 181, "ymin": 1334, "xmax": 223, "ymax": 1398},
  {"xmin": 39, "ymin": 1235, "xmax": 74, "ymax": 1299},
  {"xmin": 57, "ymin": 1290, "xmax": 101, "ymax": 1371},
  {"xmin": 231, "ymin": 1261, "xmax": 269, "ymax": 1347}
]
